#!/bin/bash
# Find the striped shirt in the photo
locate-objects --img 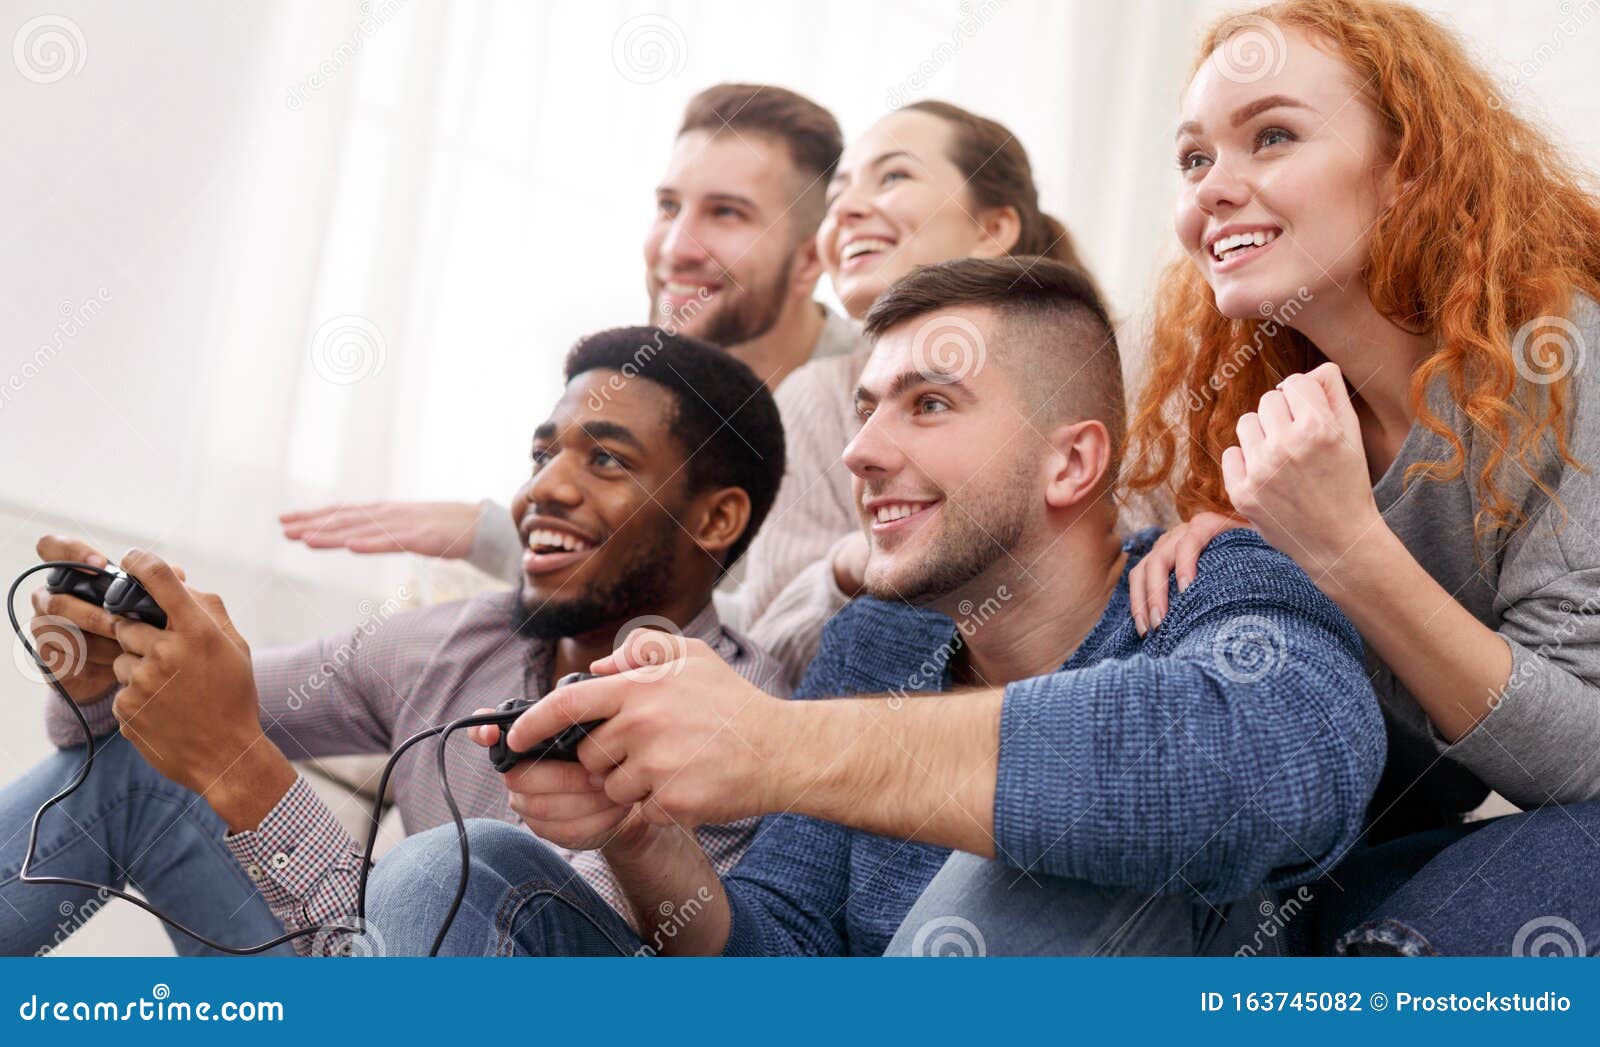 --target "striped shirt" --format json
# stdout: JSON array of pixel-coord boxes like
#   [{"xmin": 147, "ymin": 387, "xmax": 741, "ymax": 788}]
[{"xmin": 46, "ymin": 592, "xmax": 788, "ymax": 955}]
